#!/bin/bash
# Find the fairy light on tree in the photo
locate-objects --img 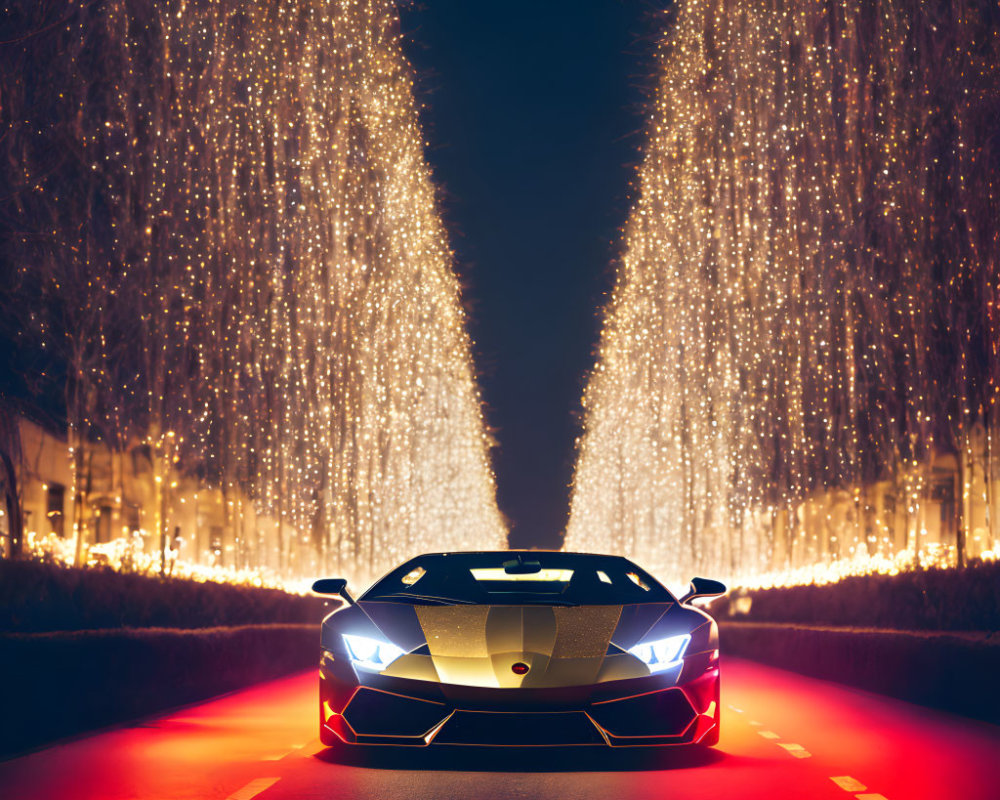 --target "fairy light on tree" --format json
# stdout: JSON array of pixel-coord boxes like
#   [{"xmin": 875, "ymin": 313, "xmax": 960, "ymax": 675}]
[
  {"xmin": 566, "ymin": 0, "xmax": 999, "ymax": 588},
  {"xmin": 2, "ymin": 0, "xmax": 506, "ymax": 583}
]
